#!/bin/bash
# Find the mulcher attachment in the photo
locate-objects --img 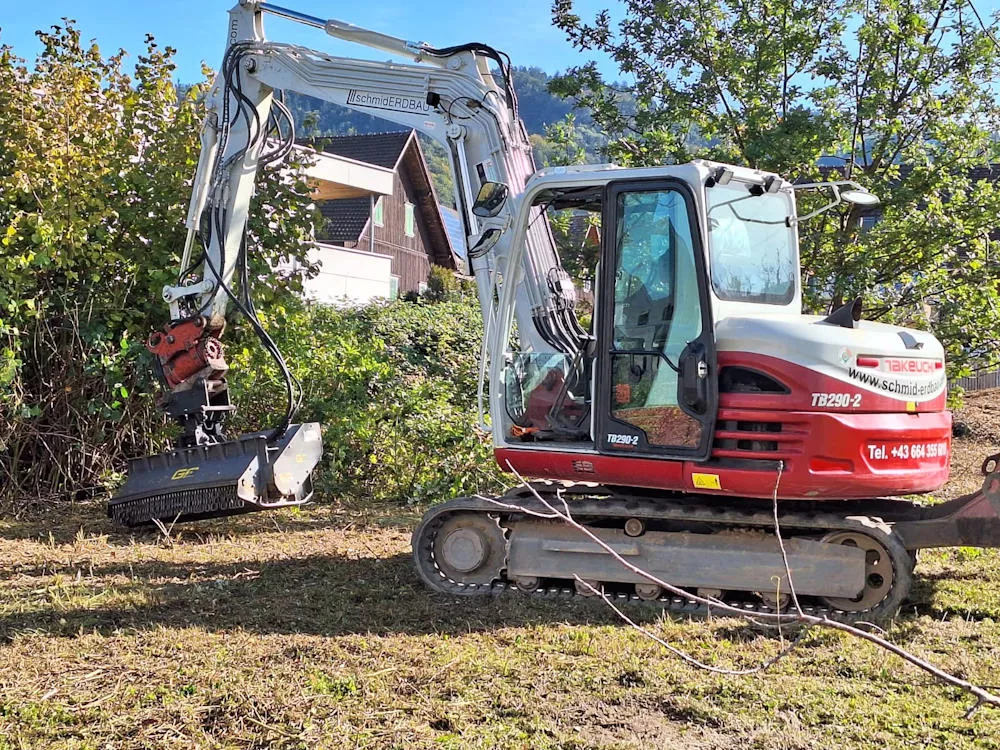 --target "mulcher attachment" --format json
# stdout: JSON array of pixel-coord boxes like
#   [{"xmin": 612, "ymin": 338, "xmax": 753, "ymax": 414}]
[{"xmin": 108, "ymin": 422, "xmax": 323, "ymax": 527}]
